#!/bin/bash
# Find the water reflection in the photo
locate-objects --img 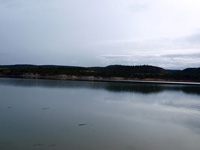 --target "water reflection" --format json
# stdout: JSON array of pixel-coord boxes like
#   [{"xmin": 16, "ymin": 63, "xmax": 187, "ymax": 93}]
[
  {"xmin": 0, "ymin": 78, "xmax": 200, "ymax": 95},
  {"xmin": 1, "ymin": 78, "xmax": 200, "ymax": 150}
]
